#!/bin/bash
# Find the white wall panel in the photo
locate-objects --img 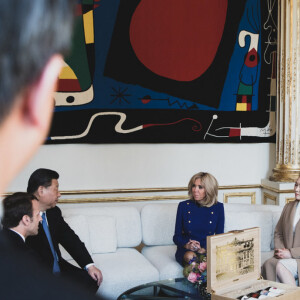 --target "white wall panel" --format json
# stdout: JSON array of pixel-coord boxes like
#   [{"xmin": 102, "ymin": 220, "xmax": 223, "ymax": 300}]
[{"xmin": 7, "ymin": 143, "xmax": 275, "ymax": 192}]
